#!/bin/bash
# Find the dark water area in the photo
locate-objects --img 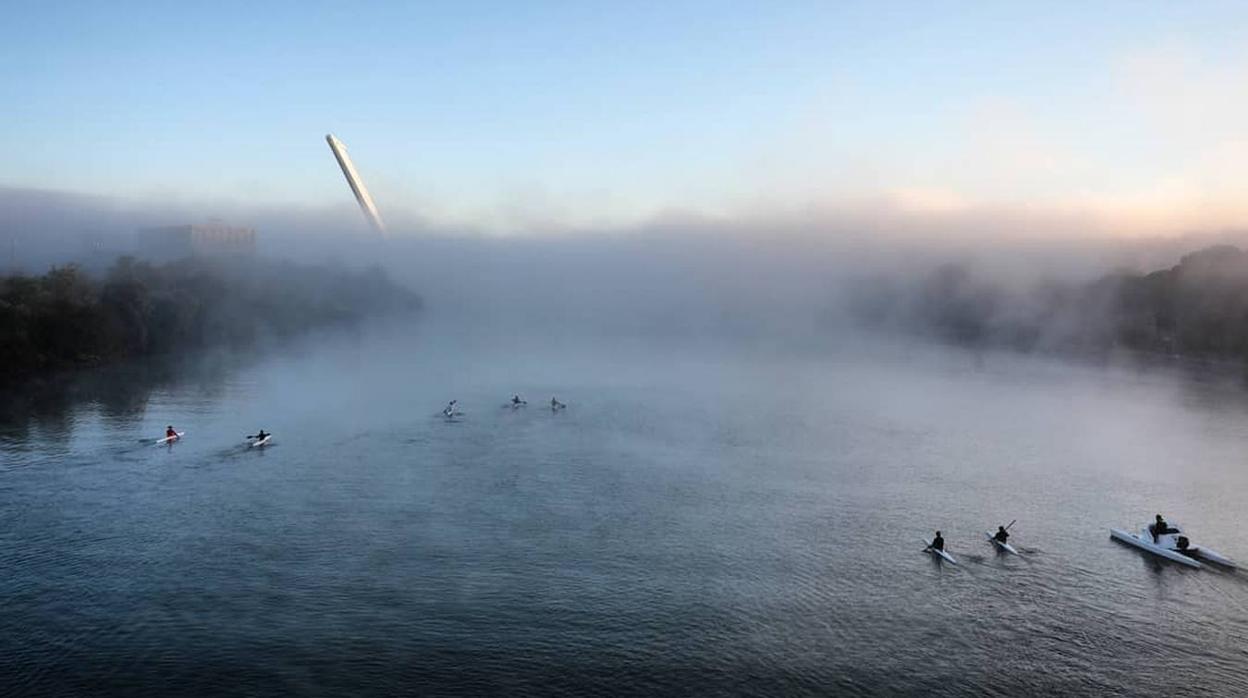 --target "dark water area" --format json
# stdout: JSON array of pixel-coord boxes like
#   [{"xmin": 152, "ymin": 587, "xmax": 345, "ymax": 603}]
[{"xmin": 3, "ymin": 322, "xmax": 1248, "ymax": 696}]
